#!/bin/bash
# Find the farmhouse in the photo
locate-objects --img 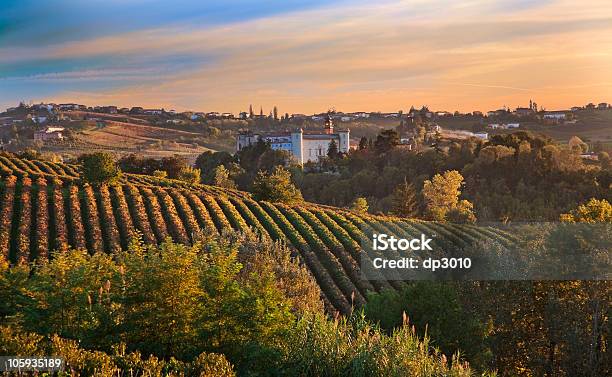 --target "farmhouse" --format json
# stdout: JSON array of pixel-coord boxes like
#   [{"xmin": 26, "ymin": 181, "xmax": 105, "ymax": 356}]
[
  {"xmin": 237, "ymin": 113, "xmax": 349, "ymax": 164},
  {"xmin": 34, "ymin": 127, "xmax": 64, "ymax": 141}
]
